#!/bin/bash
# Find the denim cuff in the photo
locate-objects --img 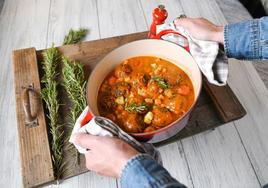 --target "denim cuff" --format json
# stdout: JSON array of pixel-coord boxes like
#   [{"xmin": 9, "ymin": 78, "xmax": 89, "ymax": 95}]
[
  {"xmin": 119, "ymin": 153, "xmax": 146, "ymax": 178},
  {"xmin": 120, "ymin": 154, "xmax": 186, "ymax": 188},
  {"xmin": 223, "ymin": 19, "xmax": 262, "ymax": 60},
  {"xmin": 223, "ymin": 25, "xmax": 230, "ymax": 57},
  {"xmin": 259, "ymin": 16, "xmax": 268, "ymax": 59}
]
